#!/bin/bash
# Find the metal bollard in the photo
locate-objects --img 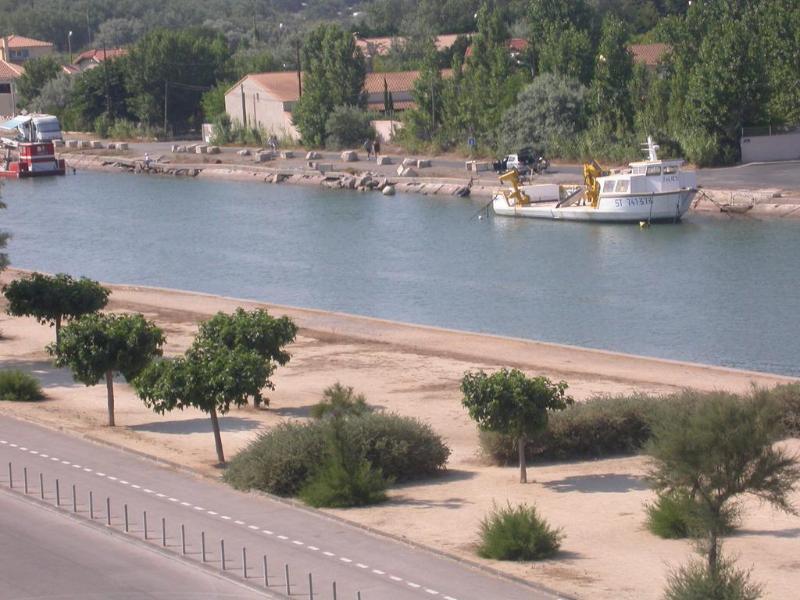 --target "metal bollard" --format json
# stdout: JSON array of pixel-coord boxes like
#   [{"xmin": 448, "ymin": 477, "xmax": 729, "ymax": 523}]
[
  {"xmin": 89, "ymin": 491, "xmax": 94, "ymax": 519},
  {"xmin": 72, "ymin": 484, "xmax": 77, "ymax": 513},
  {"xmin": 124, "ymin": 504, "xmax": 129, "ymax": 532},
  {"xmin": 357, "ymin": 592, "xmax": 362, "ymax": 600},
  {"xmin": 201, "ymin": 532, "xmax": 206, "ymax": 563},
  {"xmin": 221, "ymin": 540, "xmax": 226, "ymax": 570},
  {"xmin": 106, "ymin": 497, "xmax": 111, "ymax": 526},
  {"xmin": 55, "ymin": 479, "xmax": 60, "ymax": 506},
  {"xmin": 242, "ymin": 547, "xmax": 247, "ymax": 578},
  {"xmin": 285, "ymin": 564, "xmax": 290, "ymax": 595},
  {"xmin": 161, "ymin": 518, "xmax": 166, "ymax": 547},
  {"xmin": 40, "ymin": 473, "xmax": 44, "ymax": 499},
  {"xmin": 332, "ymin": 581, "xmax": 337, "ymax": 600},
  {"xmin": 181, "ymin": 524, "xmax": 186, "ymax": 555},
  {"xmin": 143, "ymin": 511, "xmax": 148, "ymax": 540},
  {"xmin": 263, "ymin": 555, "xmax": 268, "ymax": 587},
  {"xmin": 308, "ymin": 573, "xmax": 314, "ymax": 600},
  {"xmin": 23, "ymin": 467, "xmax": 28, "ymax": 494},
  {"xmin": 8, "ymin": 462, "xmax": 11, "ymax": 488}
]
